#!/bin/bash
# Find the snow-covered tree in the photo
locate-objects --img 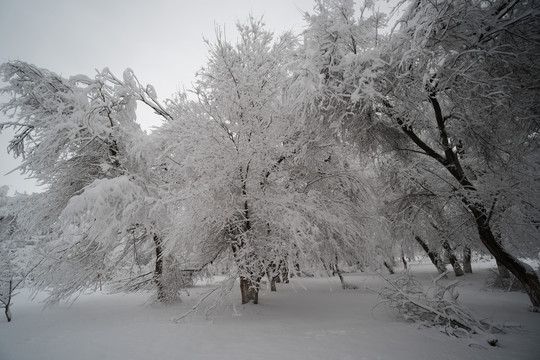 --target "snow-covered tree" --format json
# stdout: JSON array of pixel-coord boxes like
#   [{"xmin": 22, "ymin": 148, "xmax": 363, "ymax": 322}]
[
  {"xmin": 295, "ymin": 0, "xmax": 387, "ymax": 136},
  {"xmin": 375, "ymin": 0, "xmax": 540, "ymax": 306},
  {"xmin": 0, "ymin": 62, "xmax": 178, "ymax": 303},
  {"xmin": 293, "ymin": 0, "xmax": 395, "ymax": 264},
  {"xmin": 157, "ymin": 17, "xmax": 371, "ymax": 303},
  {"xmin": 0, "ymin": 187, "xmax": 38, "ymax": 321},
  {"xmin": 378, "ymin": 154, "xmax": 480, "ymax": 276},
  {"xmin": 296, "ymin": 0, "xmax": 540, "ymax": 307}
]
